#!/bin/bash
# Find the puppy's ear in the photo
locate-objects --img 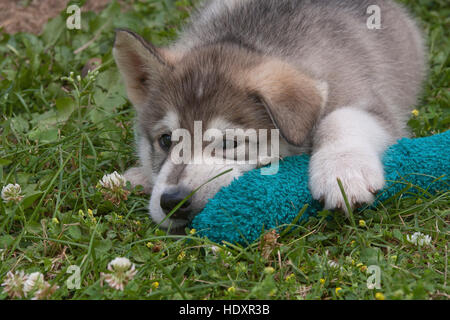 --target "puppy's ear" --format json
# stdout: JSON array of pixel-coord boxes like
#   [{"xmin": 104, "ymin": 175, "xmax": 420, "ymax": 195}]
[
  {"xmin": 245, "ymin": 59, "xmax": 328, "ymax": 146},
  {"xmin": 113, "ymin": 29, "xmax": 174, "ymax": 108}
]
